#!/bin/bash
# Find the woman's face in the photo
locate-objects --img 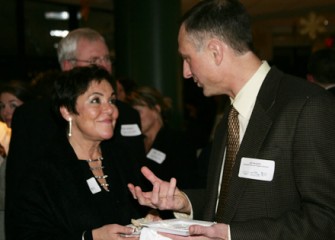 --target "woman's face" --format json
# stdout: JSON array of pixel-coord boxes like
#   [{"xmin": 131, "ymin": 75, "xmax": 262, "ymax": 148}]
[
  {"xmin": 133, "ymin": 104, "xmax": 161, "ymax": 135},
  {"xmin": 0, "ymin": 92, "xmax": 24, "ymax": 127},
  {"xmin": 66, "ymin": 80, "xmax": 119, "ymax": 141}
]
